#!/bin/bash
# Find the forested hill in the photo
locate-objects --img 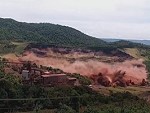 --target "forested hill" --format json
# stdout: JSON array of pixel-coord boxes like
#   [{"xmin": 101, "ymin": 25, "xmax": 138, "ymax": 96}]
[
  {"xmin": 103, "ymin": 38, "xmax": 150, "ymax": 46},
  {"xmin": 0, "ymin": 18, "xmax": 106, "ymax": 48},
  {"xmin": 0, "ymin": 17, "xmax": 149, "ymax": 52}
]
